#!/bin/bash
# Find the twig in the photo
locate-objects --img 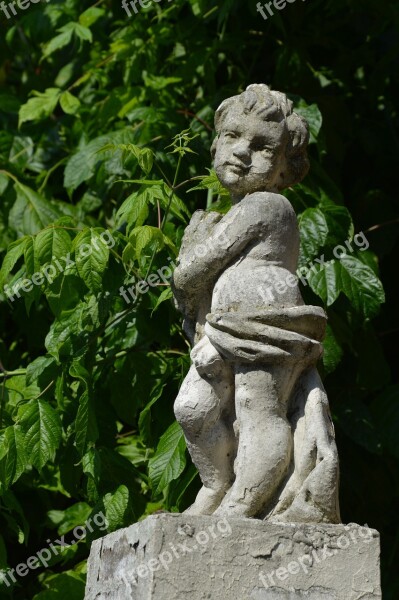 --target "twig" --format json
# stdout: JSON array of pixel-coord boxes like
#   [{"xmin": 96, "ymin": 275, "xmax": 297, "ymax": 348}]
[
  {"xmin": 364, "ymin": 219, "xmax": 399, "ymax": 233},
  {"xmin": 176, "ymin": 110, "xmax": 213, "ymax": 132}
]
